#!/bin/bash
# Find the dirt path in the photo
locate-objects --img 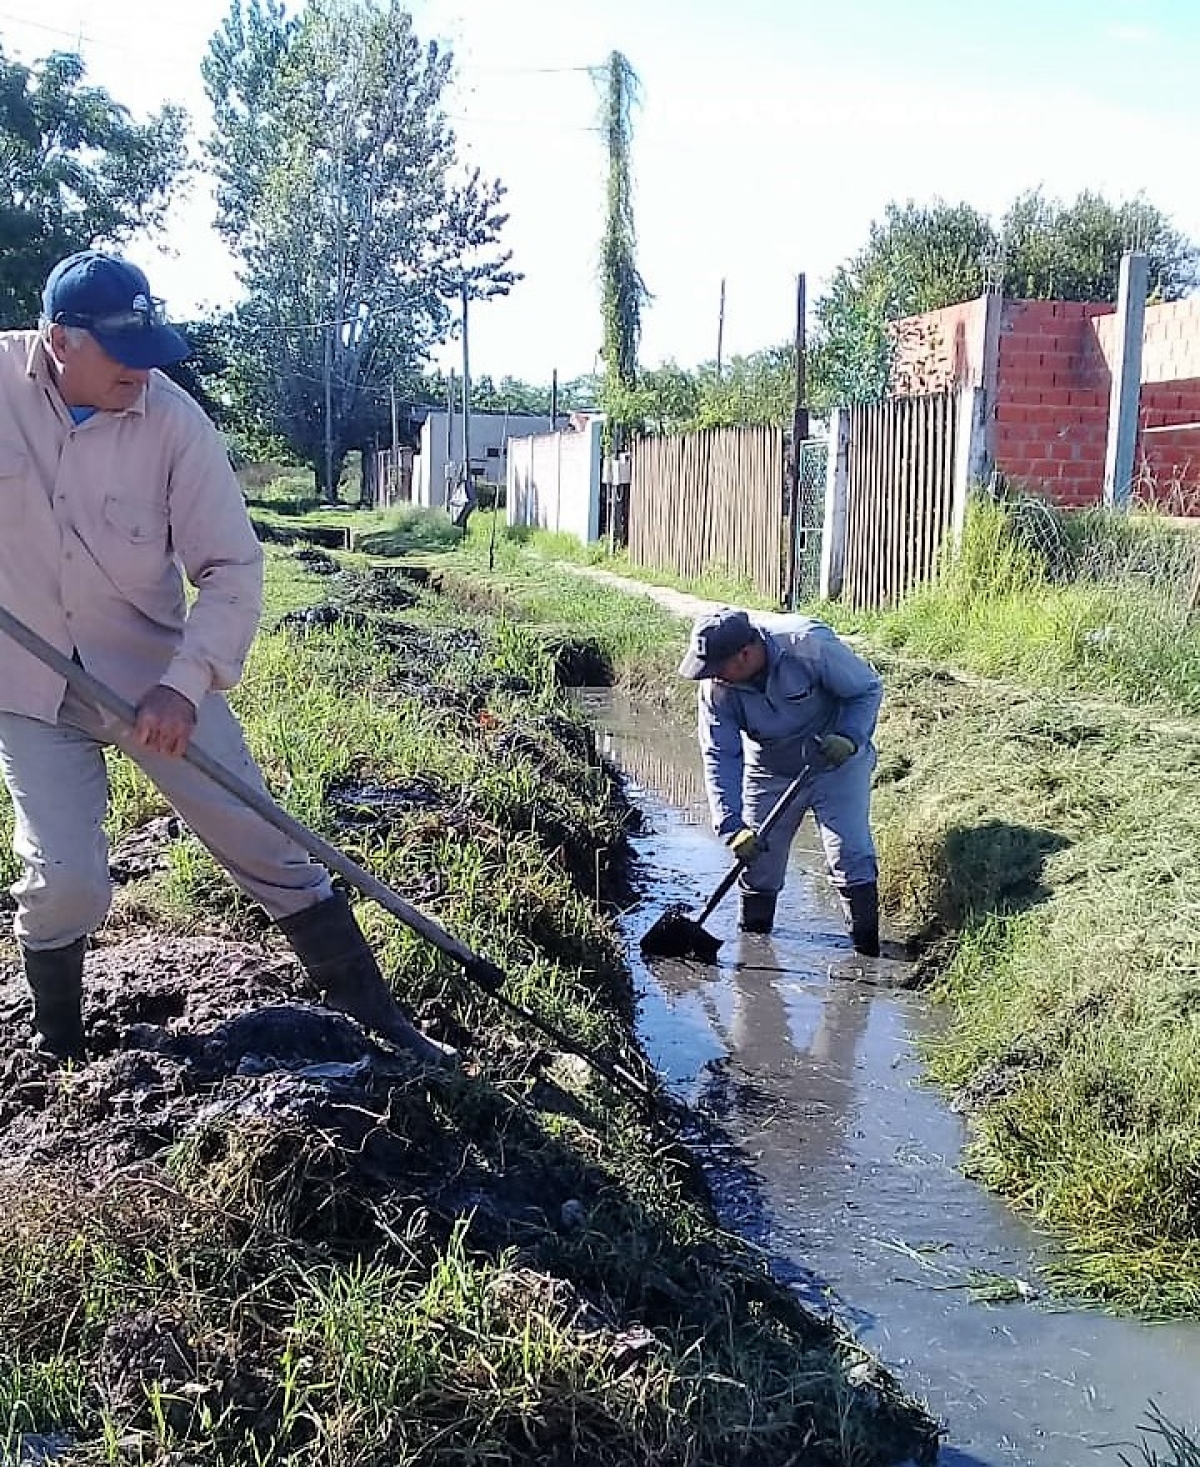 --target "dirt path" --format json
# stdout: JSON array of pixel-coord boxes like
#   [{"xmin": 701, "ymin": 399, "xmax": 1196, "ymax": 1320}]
[{"xmin": 559, "ymin": 566, "xmax": 727, "ymax": 621}]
